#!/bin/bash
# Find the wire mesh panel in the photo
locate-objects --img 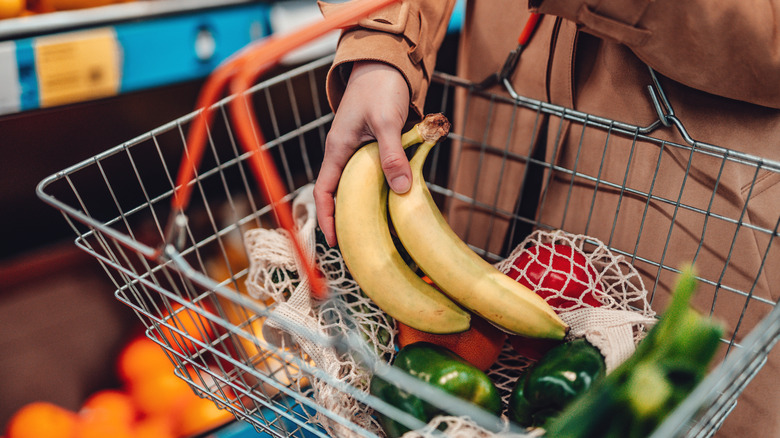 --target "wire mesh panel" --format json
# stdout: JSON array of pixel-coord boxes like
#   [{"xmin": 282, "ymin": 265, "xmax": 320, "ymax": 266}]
[{"xmin": 37, "ymin": 55, "xmax": 780, "ymax": 438}]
